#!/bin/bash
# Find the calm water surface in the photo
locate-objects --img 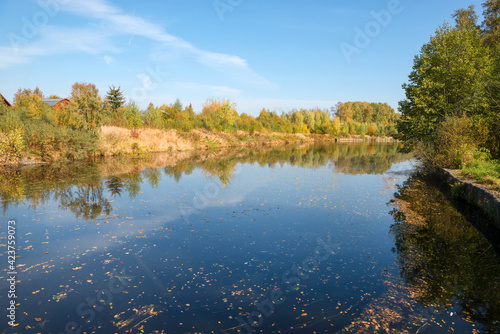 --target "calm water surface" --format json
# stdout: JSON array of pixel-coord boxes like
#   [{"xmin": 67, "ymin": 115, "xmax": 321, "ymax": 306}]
[{"xmin": 0, "ymin": 143, "xmax": 499, "ymax": 333}]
